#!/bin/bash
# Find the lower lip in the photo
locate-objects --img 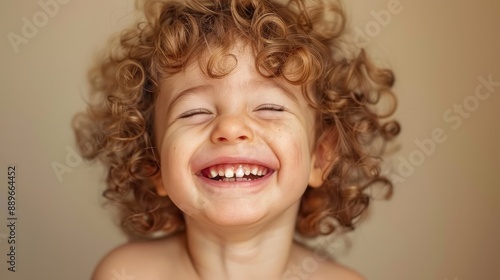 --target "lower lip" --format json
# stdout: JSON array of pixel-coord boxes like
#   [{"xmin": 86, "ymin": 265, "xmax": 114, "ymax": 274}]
[{"xmin": 195, "ymin": 171, "xmax": 274, "ymax": 193}]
